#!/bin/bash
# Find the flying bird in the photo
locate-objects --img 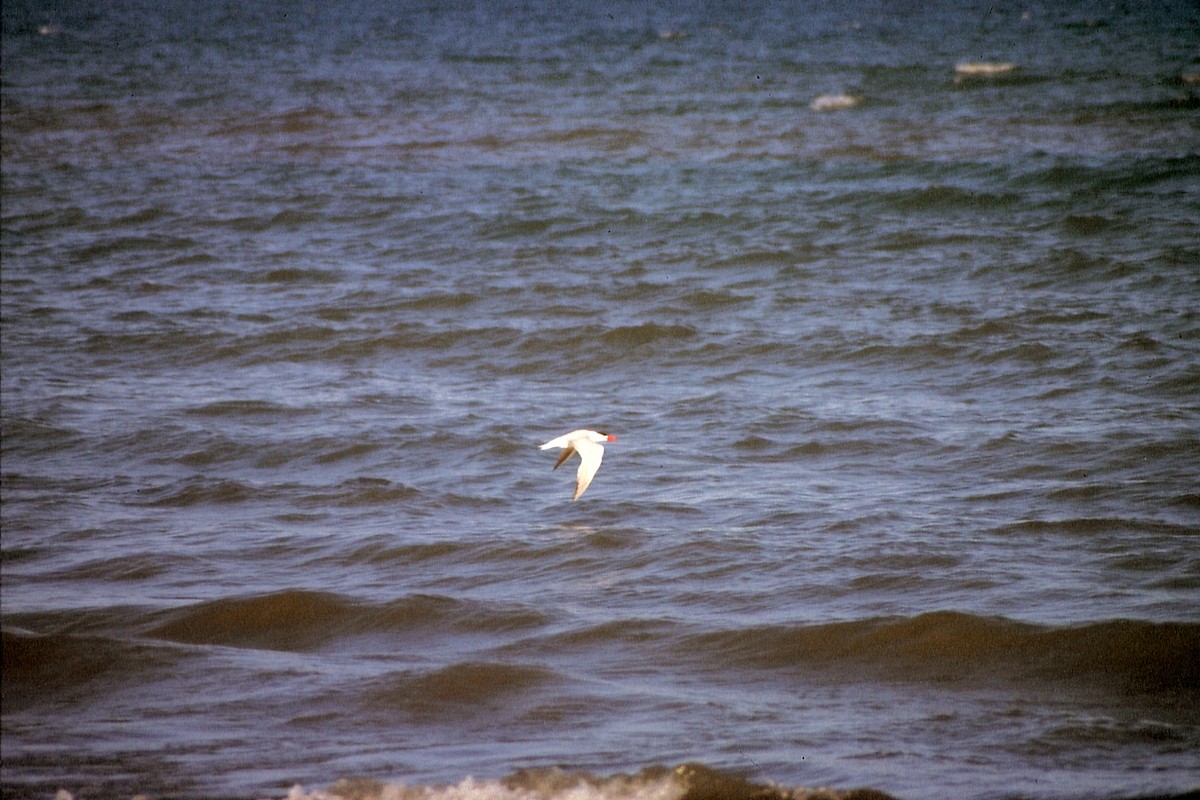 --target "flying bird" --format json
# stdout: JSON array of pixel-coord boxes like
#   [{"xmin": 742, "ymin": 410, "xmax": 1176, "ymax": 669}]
[{"xmin": 539, "ymin": 429, "xmax": 618, "ymax": 500}]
